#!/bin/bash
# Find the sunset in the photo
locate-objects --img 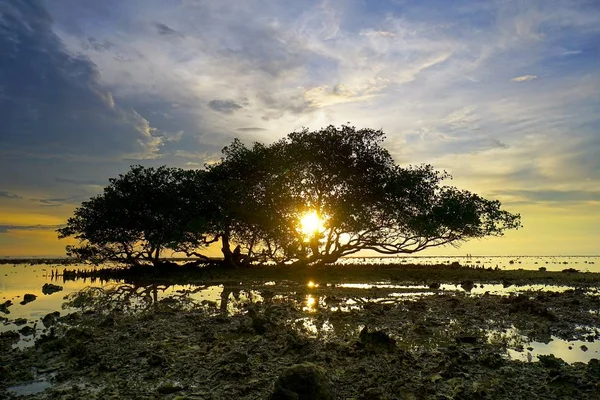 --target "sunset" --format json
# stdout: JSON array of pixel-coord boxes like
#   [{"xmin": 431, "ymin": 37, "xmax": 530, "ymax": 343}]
[
  {"xmin": 1, "ymin": 0, "xmax": 598, "ymax": 257},
  {"xmin": 1, "ymin": 1, "xmax": 600, "ymax": 399}
]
